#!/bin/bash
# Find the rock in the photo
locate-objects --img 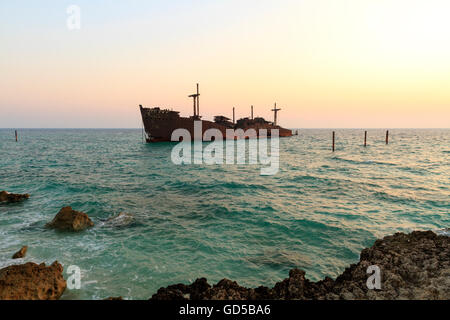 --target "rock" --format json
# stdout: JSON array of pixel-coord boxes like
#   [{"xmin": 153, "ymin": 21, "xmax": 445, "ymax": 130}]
[
  {"xmin": 46, "ymin": 206, "xmax": 94, "ymax": 231},
  {"xmin": 189, "ymin": 278, "xmax": 211, "ymax": 300},
  {"xmin": 104, "ymin": 296, "xmax": 123, "ymax": 300},
  {"xmin": 151, "ymin": 278, "xmax": 211, "ymax": 300},
  {"xmin": 250, "ymin": 286, "xmax": 273, "ymax": 300},
  {"xmin": 151, "ymin": 283, "xmax": 190, "ymax": 300},
  {"xmin": 0, "ymin": 261, "xmax": 66, "ymax": 300},
  {"xmin": 207, "ymin": 279, "xmax": 251, "ymax": 300},
  {"xmin": 150, "ymin": 231, "xmax": 450, "ymax": 300},
  {"xmin": 327, "ymin": 230, "xmax": 450, "ymax": 300},
  {"xmin": 272, "ymin": 269, "xmax": 308, "ymax": 299},
  {"xmin": 104, "ymin": 212, "xmax": 135, "ymax": 228},
  {"xmin": 12, "ymin": 246, "xmax": 28, "ymax": 259},
  {"xmin": 0, "ymin": 191, "xmax": 29, "ymax": 203}
]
